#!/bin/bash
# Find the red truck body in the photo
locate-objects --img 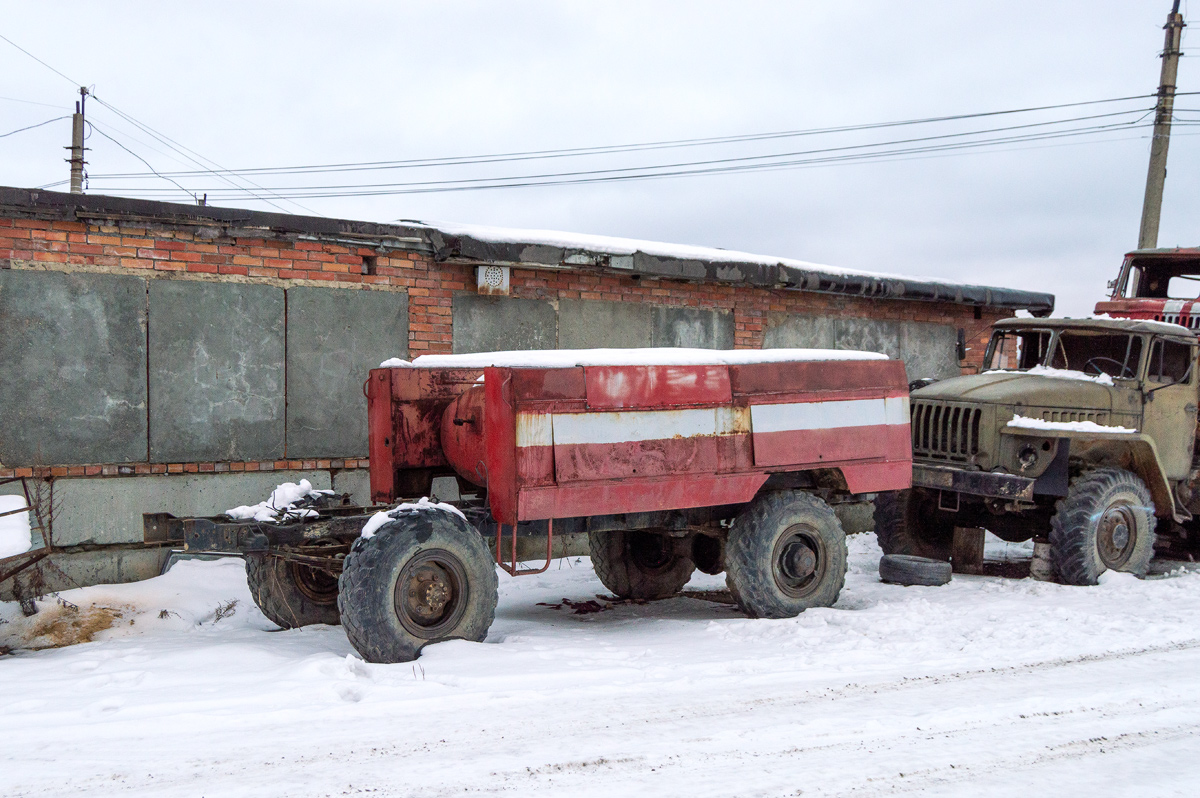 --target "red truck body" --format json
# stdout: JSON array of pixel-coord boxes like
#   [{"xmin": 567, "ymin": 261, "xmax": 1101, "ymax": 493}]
[
  {"xmin": 367, "ymin": 353, "xmax": 911, "ymax": 526},
  {"xmin": 1095, "ymin": 247, "xmax": 1200, "ymax": 329}
]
